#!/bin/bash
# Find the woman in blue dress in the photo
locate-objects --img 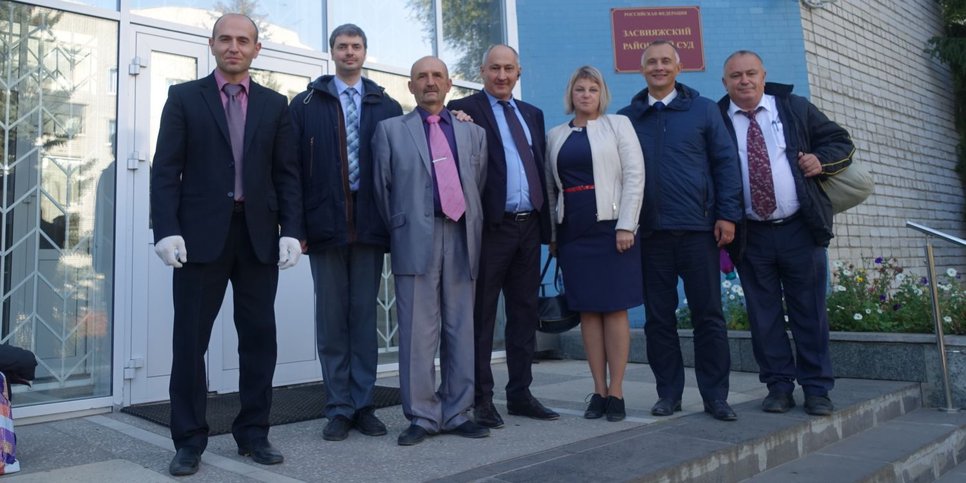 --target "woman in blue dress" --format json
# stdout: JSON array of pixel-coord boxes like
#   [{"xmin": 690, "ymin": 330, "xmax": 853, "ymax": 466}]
[{"xmin": 545, "ymin": 66, "xmax": 645, "ymax": 422}]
